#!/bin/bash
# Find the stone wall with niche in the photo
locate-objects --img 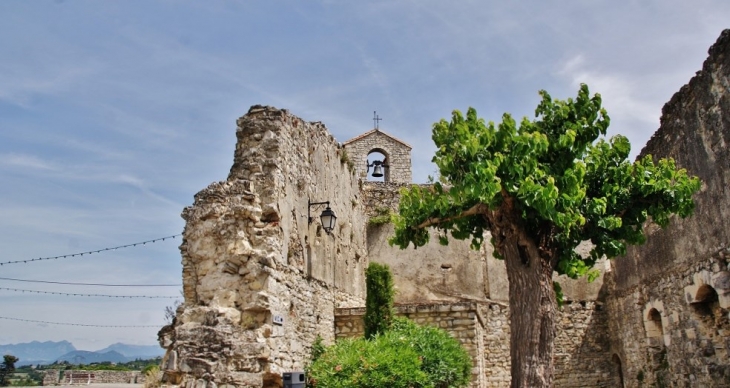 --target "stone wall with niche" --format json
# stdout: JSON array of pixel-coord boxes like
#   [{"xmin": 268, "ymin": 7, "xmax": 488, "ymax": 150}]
[
  {"xmin": 160, "ymin": 106, "xmax": 368, "ymax": 388},
  {"xmin": 605, "ymin": 30, "xmax": 730, "ymax": 388}
]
